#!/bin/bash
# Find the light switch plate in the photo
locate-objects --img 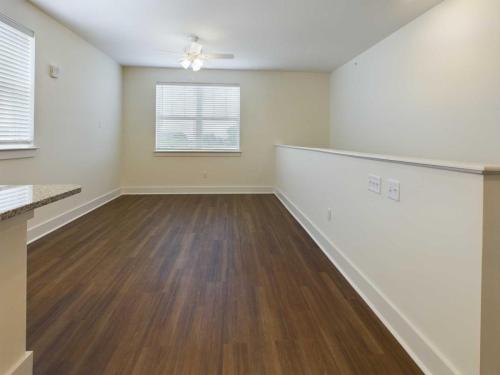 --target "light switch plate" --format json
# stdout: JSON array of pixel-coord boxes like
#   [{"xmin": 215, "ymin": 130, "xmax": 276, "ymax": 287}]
[
  {"xmin": 49, "ymin": 65, "xmax": 60, "ymax": 79},
  {"xmin": 388, "ymin": 179, "xmax": 400, "ymax": 201},
  {"xmin": 368, "ymin": 175, "xmax": 381, "ymax": 194}
]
